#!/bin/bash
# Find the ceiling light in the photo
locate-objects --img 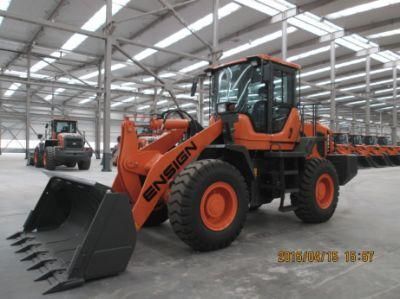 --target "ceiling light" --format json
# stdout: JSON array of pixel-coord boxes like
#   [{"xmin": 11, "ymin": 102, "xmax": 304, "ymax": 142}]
[
  {"xmin": 306, "ymin": 91, "xmax": 330, "ymax": 98},
  {"xmin": 335, "ymin": 95, "xmax": 355, "ymax": 101},
  {"xmin": 122, "ymin": 96, "xmax": 135, "ymax": 103},
  {"xmin": 180, "ymin": 103, "xmax": 195, "ymax": 108},
  {"xmin": 326, "ymin": 0, "xmax": 400, "ymax": 19},
  {"xmin": 187, "ymin": 110, "xmax": 197, "ymax": 114},
  {"xmin": 370, "ymin": 103, "xmax": 387, "ymax": 107},
  {"xmin": 79, "ymin": 96, "xmax": 96, "ymax": 104}
]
